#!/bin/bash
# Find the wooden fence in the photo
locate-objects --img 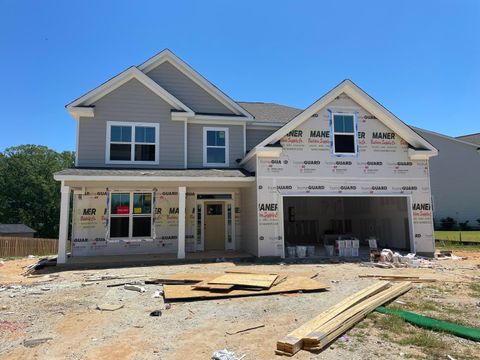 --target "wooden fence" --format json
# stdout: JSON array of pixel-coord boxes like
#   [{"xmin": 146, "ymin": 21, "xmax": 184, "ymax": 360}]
[{"xmin": 0, "ymin": 237, "xmax": 58, "ymax": 257}]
